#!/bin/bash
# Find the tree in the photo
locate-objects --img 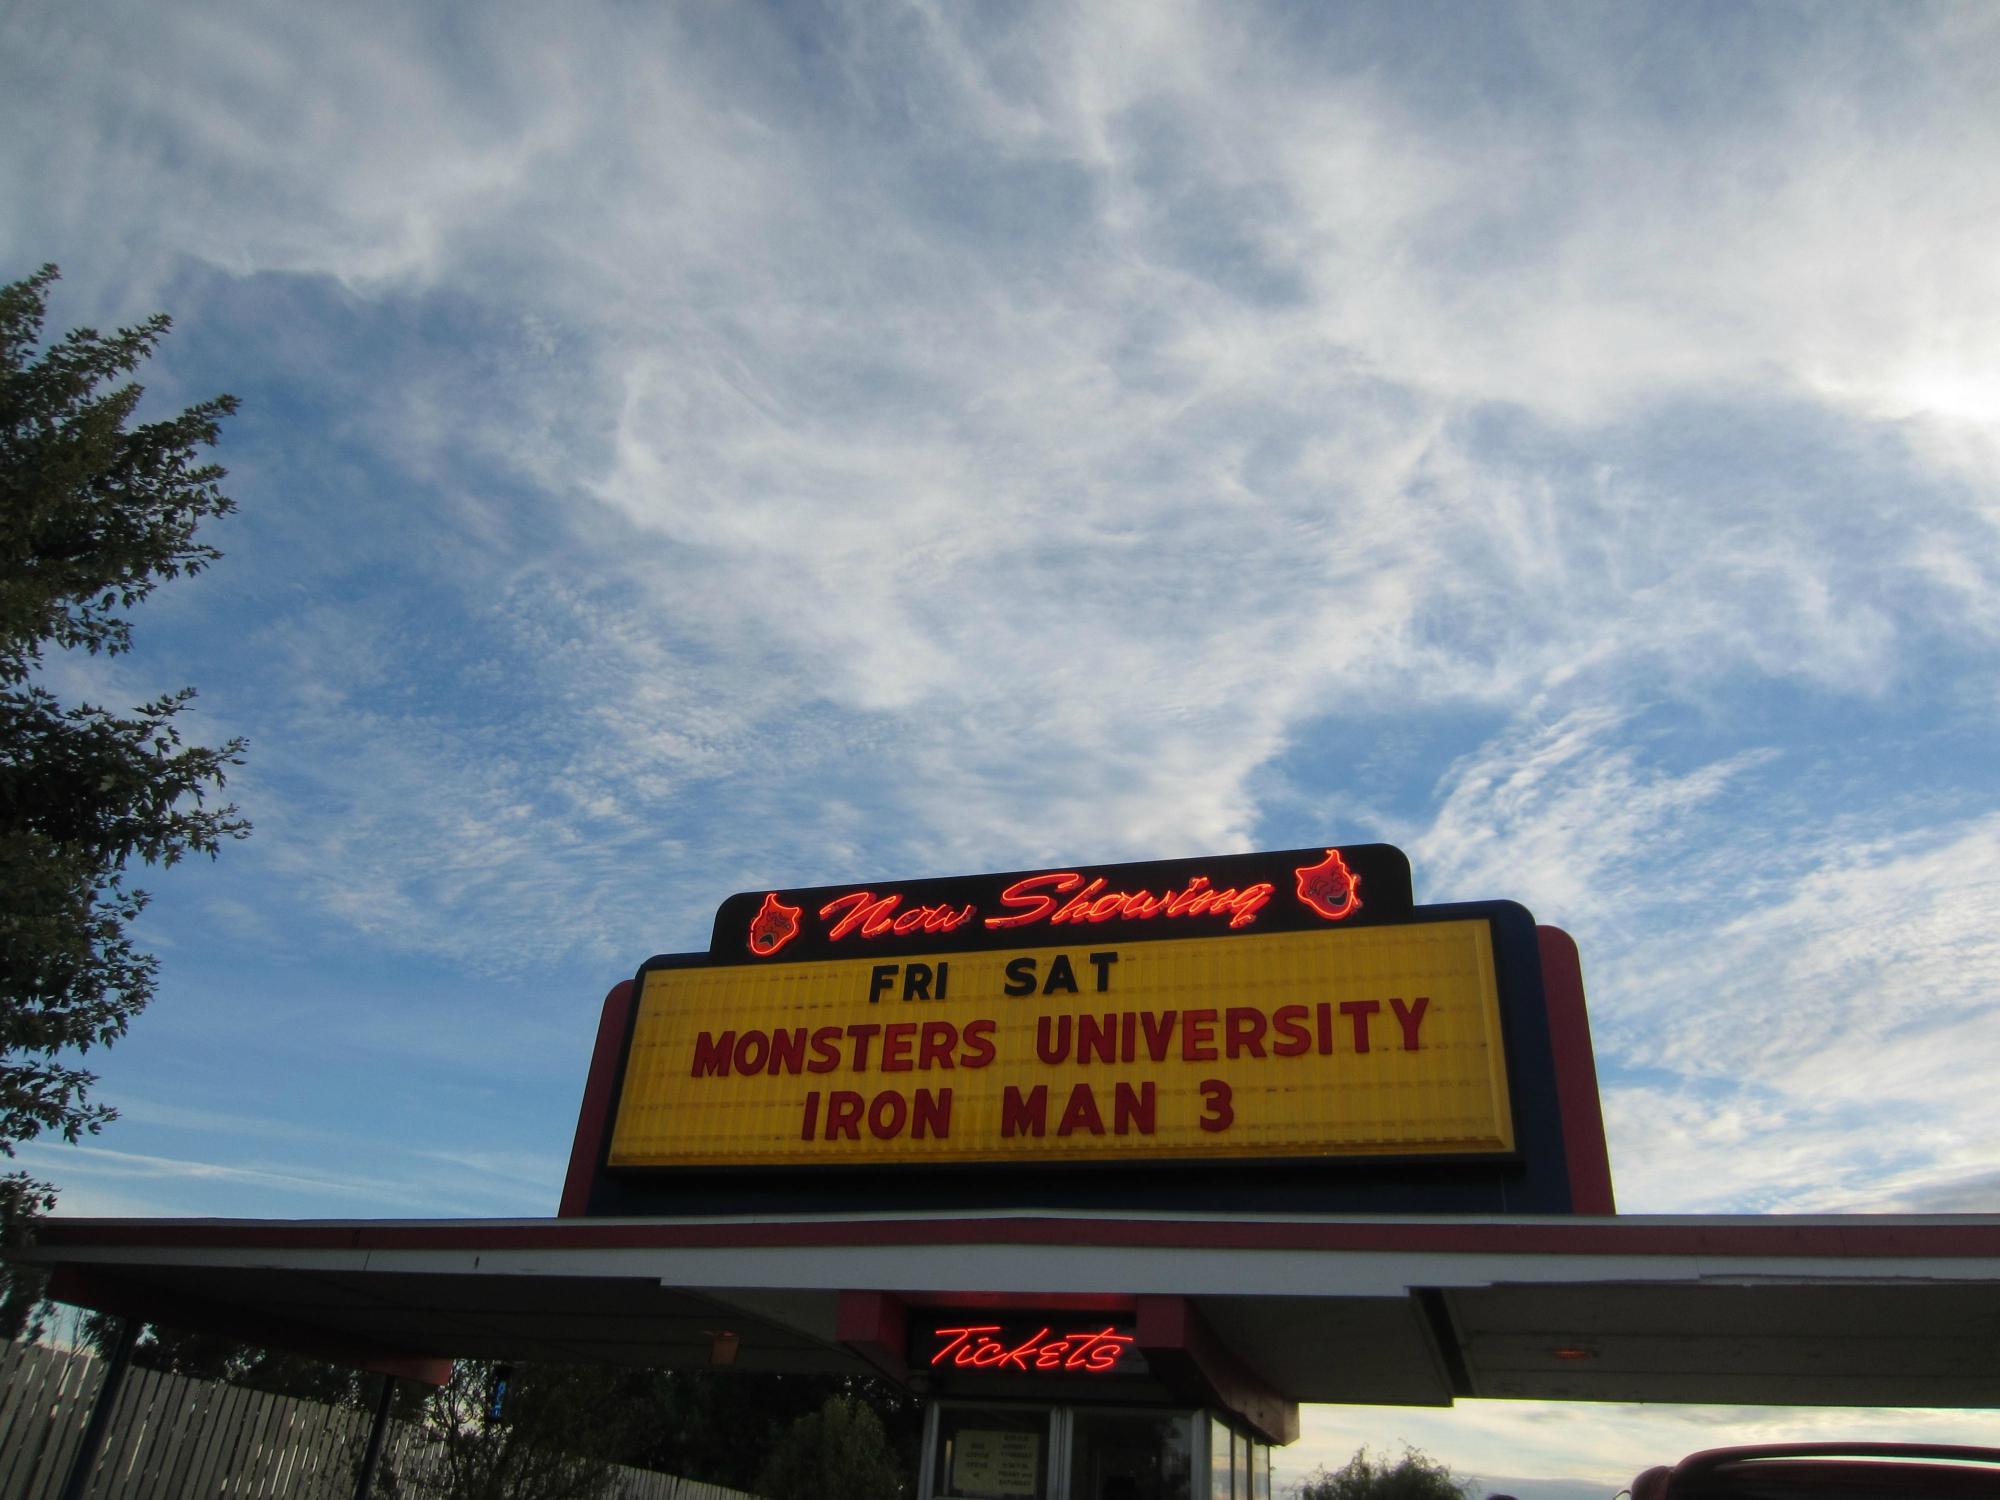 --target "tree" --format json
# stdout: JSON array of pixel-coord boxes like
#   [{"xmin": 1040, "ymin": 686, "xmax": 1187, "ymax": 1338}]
[
  {"xmin": 1296, "ymin": 1447, "xmax": 1471, "ymax": 1500},
  {"xmin": 424, "ymin": 1360, "xmax": 650, "ymax": 1500},
  {"xmin": 755, "ymin": 1391, "xmax": 906, "ymax": 1500},
  {"xmin": 627, "ymin": 1369, "xmax": 923, "ymax": 1493},
  {"xmin": 0, "ymin": 264, "xmax": 248, "ymax": 1310},
  {"xmin": 81, "ymin": 1312, "xmax": 379, "ymax": 1408}
]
